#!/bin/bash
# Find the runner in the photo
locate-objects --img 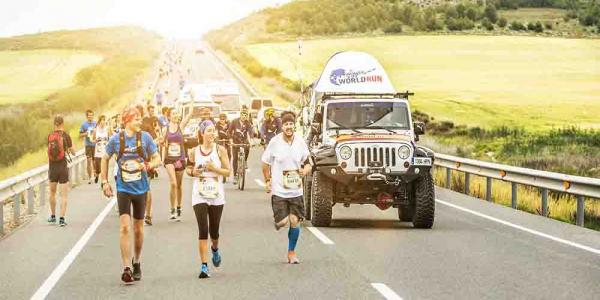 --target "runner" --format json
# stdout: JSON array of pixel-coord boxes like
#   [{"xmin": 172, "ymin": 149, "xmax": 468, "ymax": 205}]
[
  {"xmin": 163, "ymin": 103, "xmax": 193, "ymax": 221},
  {"xmin": 186, "ymin": 120, "xmax": 230, "ymax": 278},
  {"xmin": 100, "ymin": 106, "xmax": 160, "ymax": 284},
  {"xmin": 92, "ymin": 115, "xmax": 112, "ymax": 182},
  {"xmin": 215, "ymin": 113, "xmax": 231, "ymax": 161},
  {"xmin": 157, "ymin": 107, "xmax": 171, "ymax": 160},
  {"xmin": 47, "ymin": 115, "xmax": 75, "ymax": 227},
  {"xmin": 260, "ymin": 108, "xmax": 282, "ymax": 147},
  {"xmin": 227, "ymin": 110, "xmax": 255, "ymax": 185},
  {"xmin": 261, "ymin": 111, "xmax": 311, "ymax": 264},
  {"xmin": 79, "ymin": 109, "xmax": 97, "ymax": 184}
]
